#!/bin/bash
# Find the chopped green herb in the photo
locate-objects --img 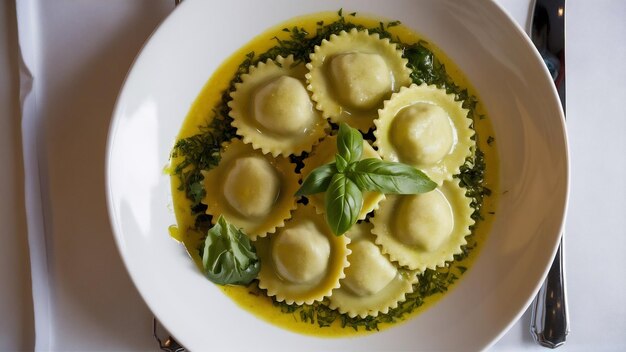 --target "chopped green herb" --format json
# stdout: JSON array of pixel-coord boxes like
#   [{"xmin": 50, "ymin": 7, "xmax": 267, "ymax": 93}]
[{"xmin": 455, "ymin": 147, "xmax": 490, "ymax": 222}]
